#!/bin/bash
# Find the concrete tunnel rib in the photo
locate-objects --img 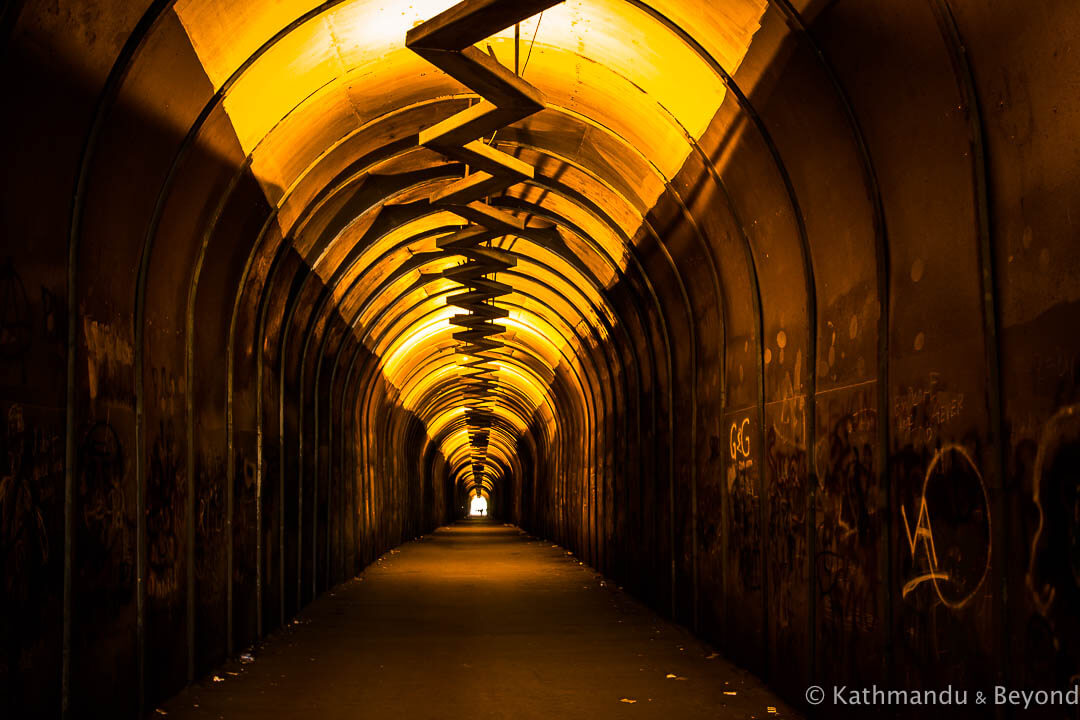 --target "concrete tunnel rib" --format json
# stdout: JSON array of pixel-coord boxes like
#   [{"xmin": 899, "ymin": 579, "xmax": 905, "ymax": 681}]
[{"xmin": 0, "ymin": 0, "xmax": 1078, "ymax": 716}]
